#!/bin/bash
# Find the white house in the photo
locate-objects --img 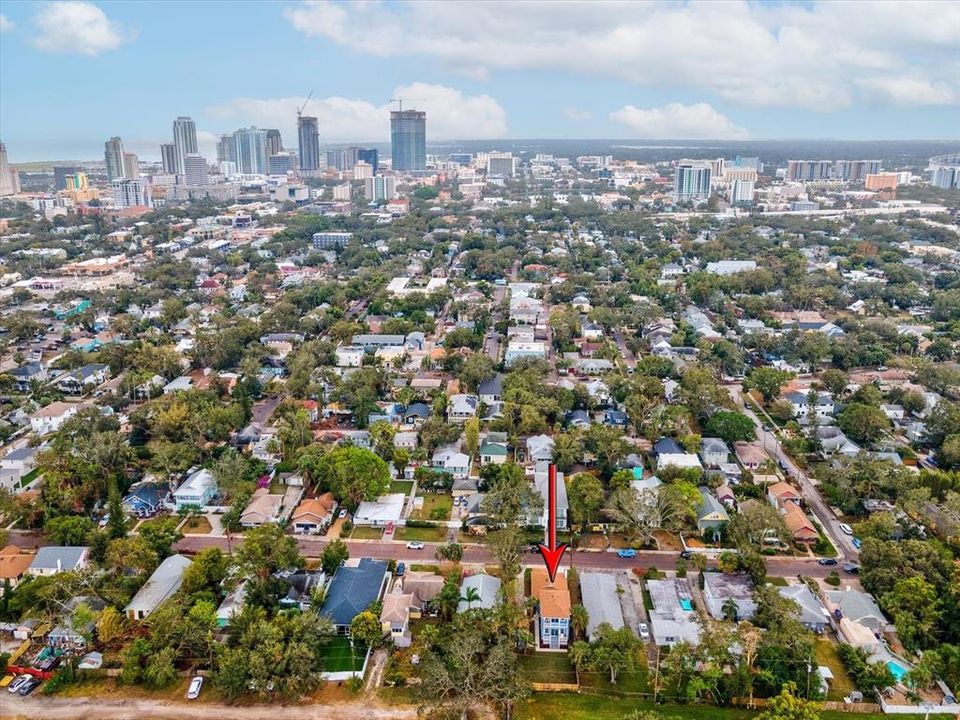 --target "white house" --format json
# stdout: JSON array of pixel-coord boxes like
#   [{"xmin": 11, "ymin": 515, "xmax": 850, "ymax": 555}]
[
  {"xmin": 353, "ymin": 493, "xmax": 406, "ymax": 526},
  {"xmin": 447, "ymin": 394, "xmax": 478, "ymax": 423},
  {"xmin": 432, "ymin": 448, "xmax": 471, "ymax": 479},
  {"xmin": 335, "ymin": 345, "xmax": 364, "ymax": 368},
  {"xmin": 526, "ymin": 434, "xmax": 554, "ymax": 464},
  {"xmin": 29, "ymin": 401, "xmax": 78, "ymax": 435},
  {"xmin": 657, "ymin": 453, "xmax": 703, "ymax": 472},
  {"xmin": 173, "ymin": 468, "xmax": 218, "ymax": 509},
  {"xmin": 28, "ymin": 546, "xmax": 90, "ymax": 576}
]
